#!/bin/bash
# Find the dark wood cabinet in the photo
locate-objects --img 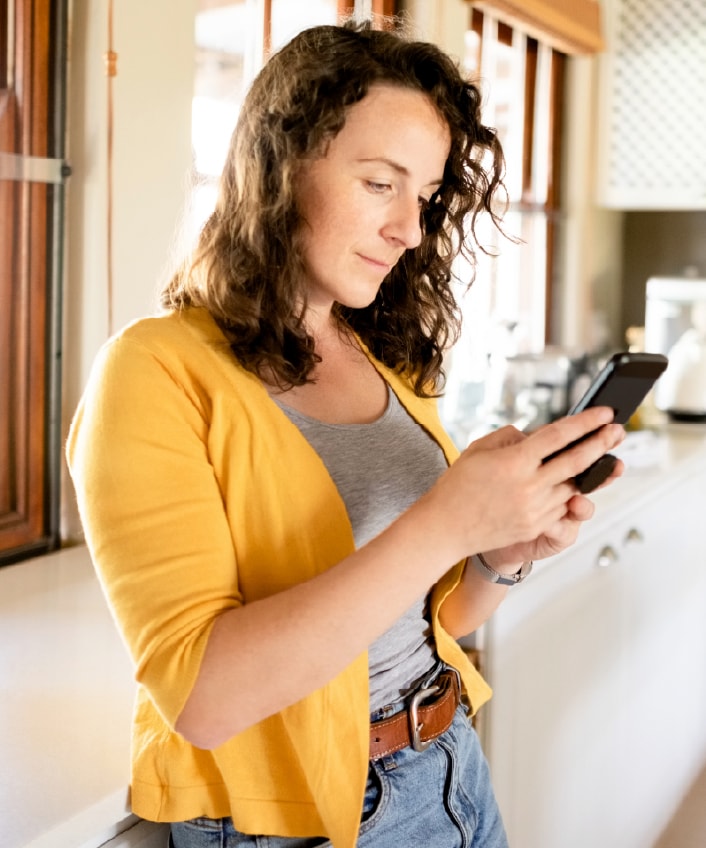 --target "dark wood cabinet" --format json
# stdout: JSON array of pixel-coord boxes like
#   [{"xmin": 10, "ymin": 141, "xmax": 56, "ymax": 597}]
[{"xmin": 0, "ymin": 0, "xmax": 67, "ymax": 564}]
